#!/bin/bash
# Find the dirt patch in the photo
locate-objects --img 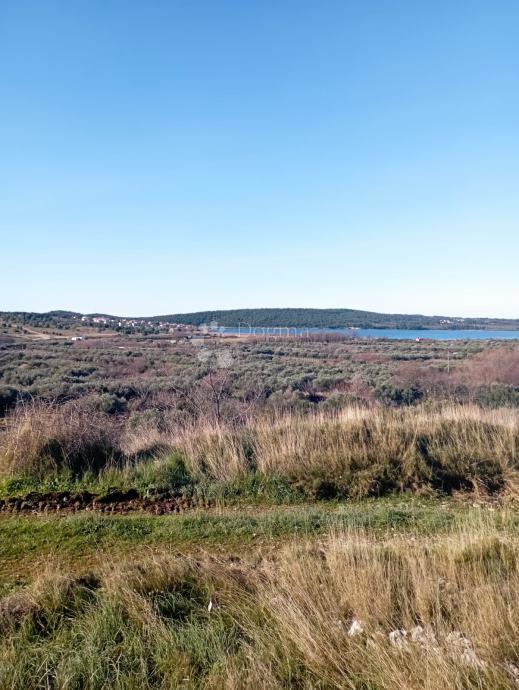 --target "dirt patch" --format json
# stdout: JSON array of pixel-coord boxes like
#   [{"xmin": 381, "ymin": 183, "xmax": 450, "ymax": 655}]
[{"xmin": 0, "ymin": 489, "xmax": 197, "ymax": 515}]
